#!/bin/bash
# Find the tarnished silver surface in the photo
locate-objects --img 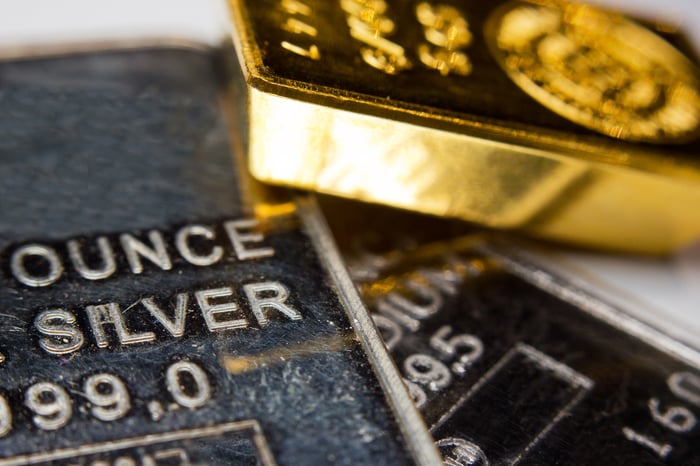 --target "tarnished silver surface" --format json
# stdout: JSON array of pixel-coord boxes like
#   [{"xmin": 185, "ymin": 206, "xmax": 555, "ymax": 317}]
[
  {"xmin": 0, "ymin": 47, "xmax": 439, "ymax": 466},
  {"xmin": 320, "ymin": 198, "xmax": 700, "ymax": 465}
]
